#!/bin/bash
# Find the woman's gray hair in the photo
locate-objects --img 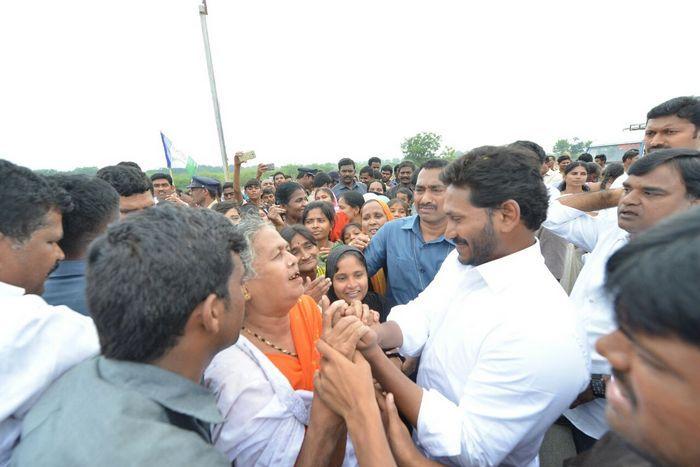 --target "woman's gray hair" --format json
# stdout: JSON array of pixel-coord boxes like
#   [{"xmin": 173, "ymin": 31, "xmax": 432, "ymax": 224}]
[{"xmin": 234, "ymin": 215, "xmax": 276, "ymax": 280}]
